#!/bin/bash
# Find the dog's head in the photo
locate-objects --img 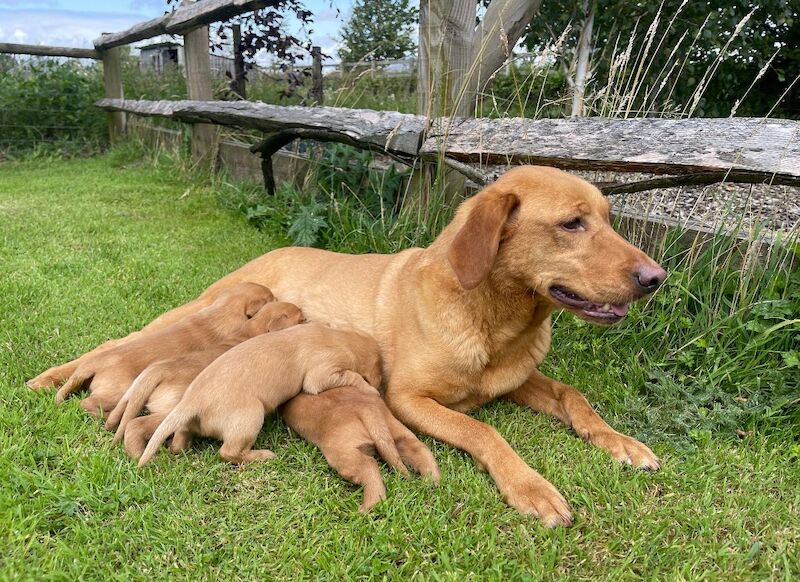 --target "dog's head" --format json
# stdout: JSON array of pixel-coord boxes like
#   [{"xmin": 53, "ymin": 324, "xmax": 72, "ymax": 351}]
[
  {"xmin": 211, "ymin": 282, "xmax": 276, "ymax": 320},
  {"xmin": 246, "ymin": 301, "xmax": 305, "ymax": 334},
  {"xmin": 446, "ymin": 166, "xmax": 666, "ymax": 324},
  {"xmin": 348, "ymin": 329, "xmax": 383, "ymax": 388}
]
